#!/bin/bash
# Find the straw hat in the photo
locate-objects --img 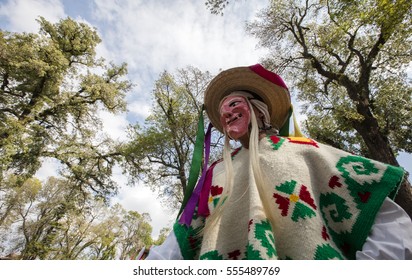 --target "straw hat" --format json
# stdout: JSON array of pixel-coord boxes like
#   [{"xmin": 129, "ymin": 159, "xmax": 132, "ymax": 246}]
[{"xmin": 204, "ymin": 64, "xmax": 292, "ymax": 134}]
